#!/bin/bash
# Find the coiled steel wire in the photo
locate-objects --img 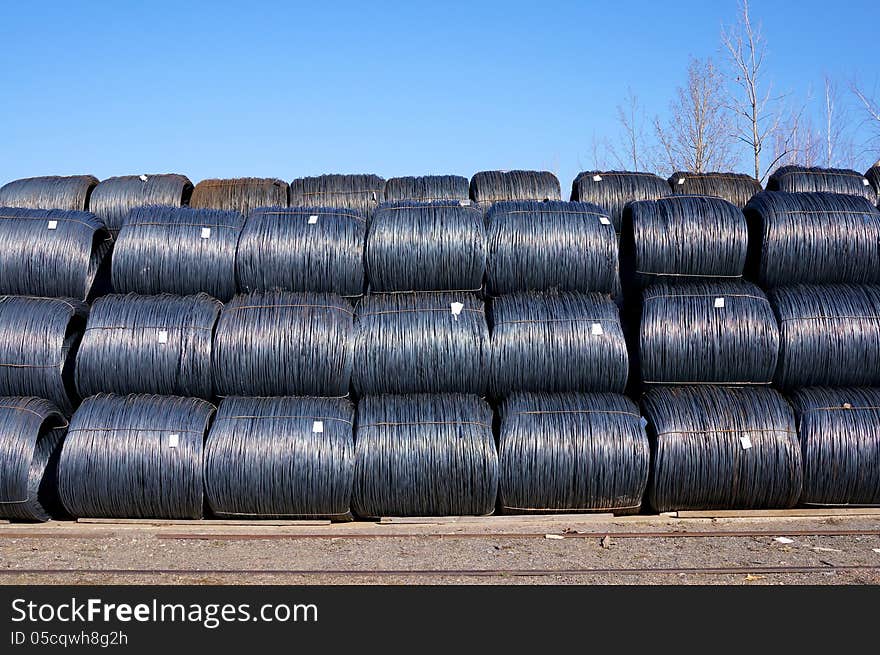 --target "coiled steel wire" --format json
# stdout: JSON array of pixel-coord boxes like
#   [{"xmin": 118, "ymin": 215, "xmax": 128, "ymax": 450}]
[
  {"xmin": 289, "ymin": 174, "xmax": 385, "ymax": 216},
  {"xmin": 667, "ymin": 171, "xmax": 762, "ymax": 208},
  {"xmin": 190, "ymin": 177, "xmax": 288, "ymax": 216},
  {"xmin": 570, "ymin": 170, "xmax": 671, "ymax": 231},
  {"xmin": 0, "ymin": 175, "xmax": 97, "ymax": 211},
  {"xmin": 383, "ymin": 175, "xmax": 470, "ymax": 203},
  {"xmin": 469, "ymin": 170, "xmax": 561, "ymax": 205},
  {"xmin": 767, "ymin": 165, "xmax": 877, "ymax": 203},
  {"xmin": 89, "ymin": 173, "xmax": 193, "ymax": 236}
]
